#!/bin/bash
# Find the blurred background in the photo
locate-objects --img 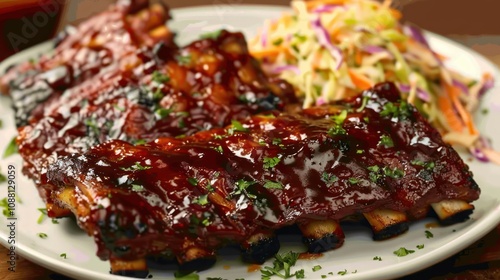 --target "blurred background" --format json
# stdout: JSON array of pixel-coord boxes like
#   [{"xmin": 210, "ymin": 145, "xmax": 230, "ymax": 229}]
[{"xmin": 0, "ymin": 0, "xmax": 499, "ymax": 62}]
